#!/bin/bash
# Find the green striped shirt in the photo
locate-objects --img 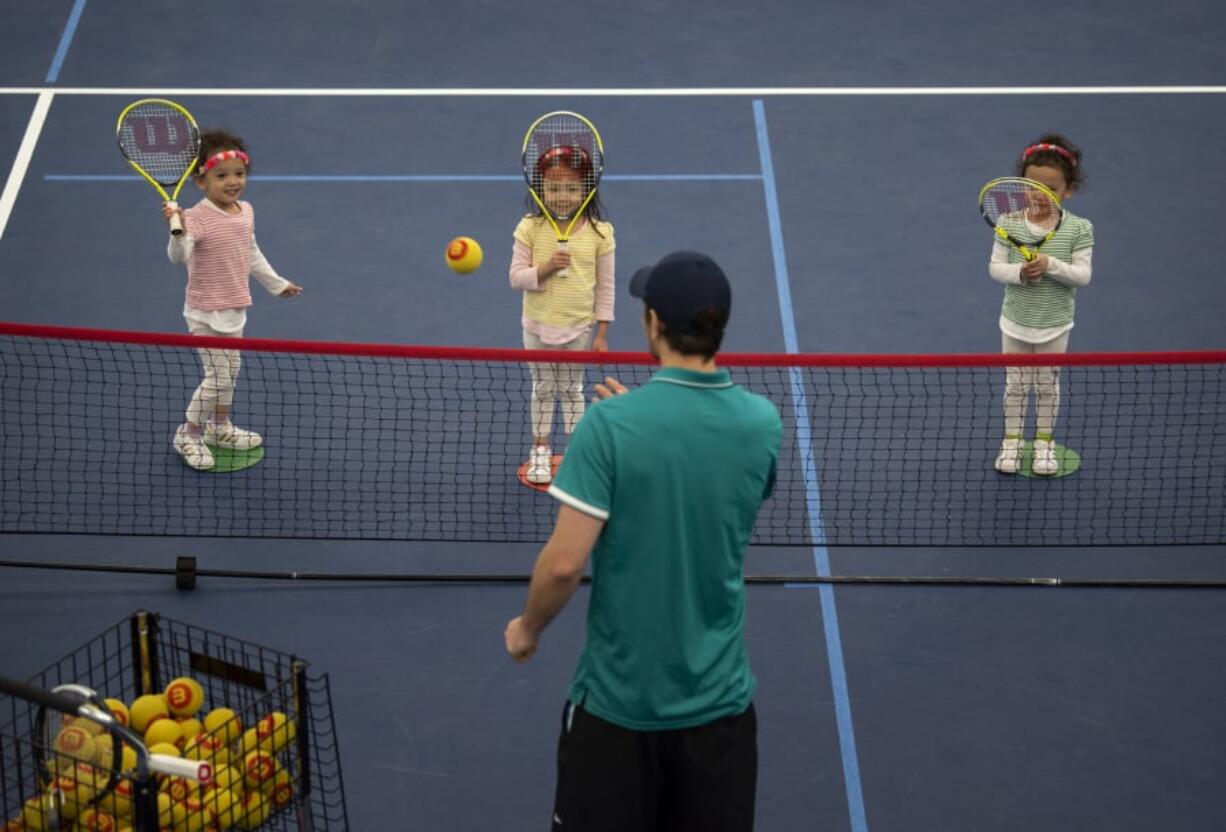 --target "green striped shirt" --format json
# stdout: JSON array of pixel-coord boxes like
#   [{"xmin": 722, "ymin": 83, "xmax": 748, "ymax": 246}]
[{"xmin": 1000, "ymin": 210, "xmax": 1094, "ymax": 329}]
